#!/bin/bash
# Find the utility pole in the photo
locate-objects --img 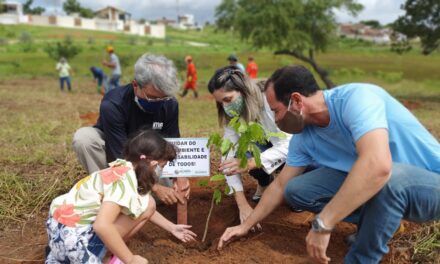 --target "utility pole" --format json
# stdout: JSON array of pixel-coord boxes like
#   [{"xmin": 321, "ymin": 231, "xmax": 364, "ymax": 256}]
[{"xmin": 176, "ymin": 0, "xmax": 179, "ymax": 22}]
